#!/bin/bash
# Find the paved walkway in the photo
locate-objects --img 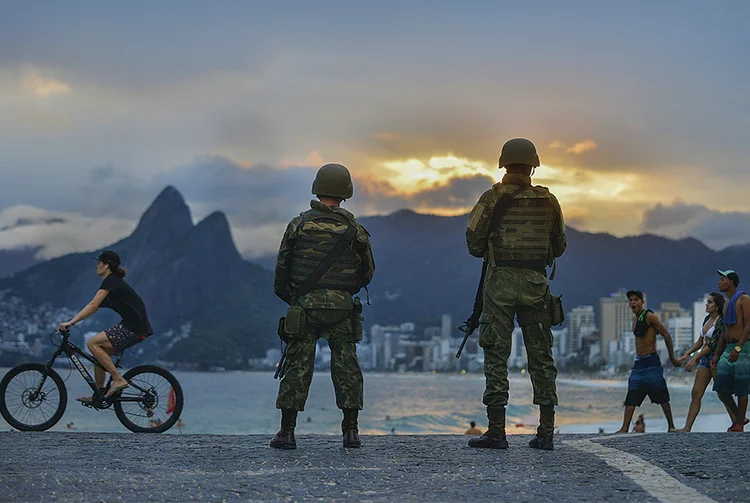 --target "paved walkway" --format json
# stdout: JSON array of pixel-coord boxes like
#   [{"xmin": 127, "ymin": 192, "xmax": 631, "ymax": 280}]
[{"xmin": 0, "ymin": 432, "xmax": 745, "ymax": 502}]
